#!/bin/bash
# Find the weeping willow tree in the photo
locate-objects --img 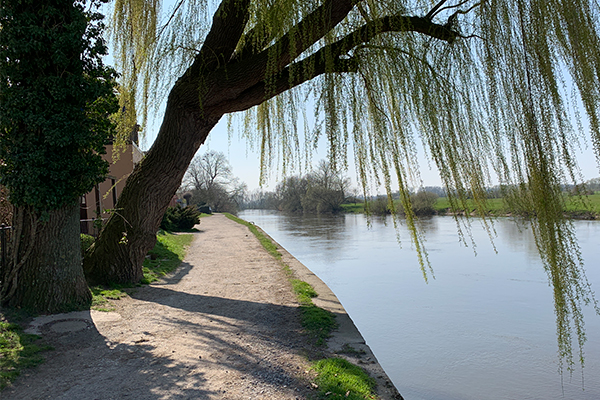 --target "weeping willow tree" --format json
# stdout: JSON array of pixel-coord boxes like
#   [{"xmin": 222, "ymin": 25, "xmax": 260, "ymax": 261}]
[{"xmin": 83, "ymin": 0, "xmax": 600, "ymax": 373}]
